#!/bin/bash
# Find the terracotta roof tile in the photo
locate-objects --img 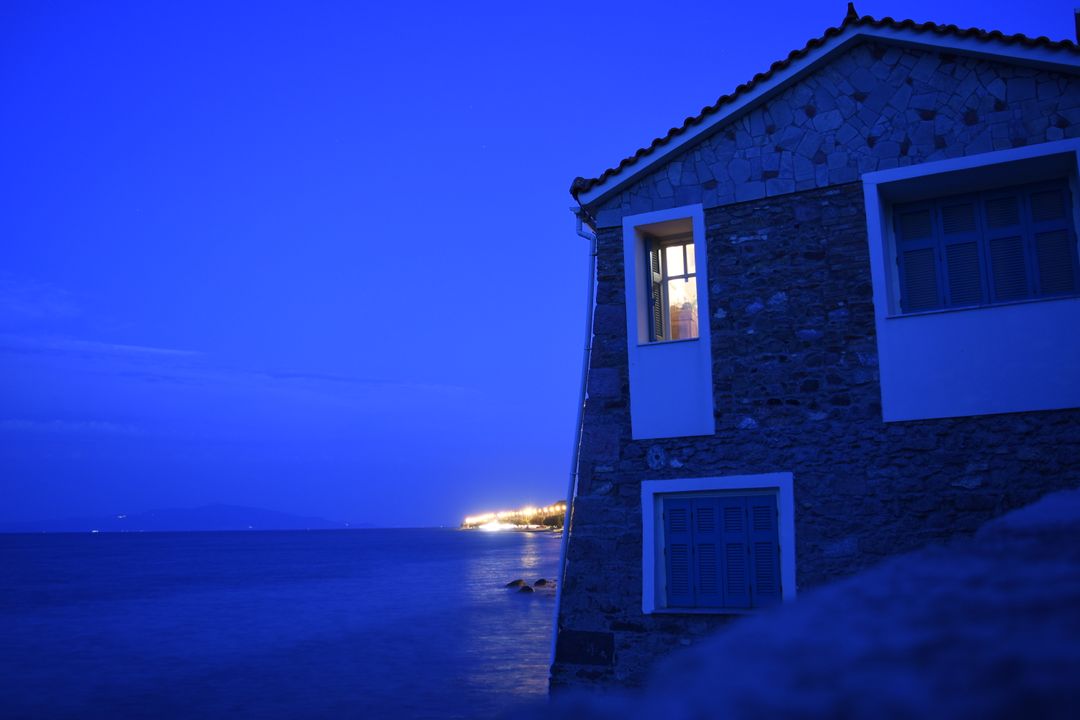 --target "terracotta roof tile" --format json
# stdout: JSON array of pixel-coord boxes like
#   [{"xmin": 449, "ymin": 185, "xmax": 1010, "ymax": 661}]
[{"xmin": 570, "ymin": 3, "xmax": 1080, "ymax": 201}]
